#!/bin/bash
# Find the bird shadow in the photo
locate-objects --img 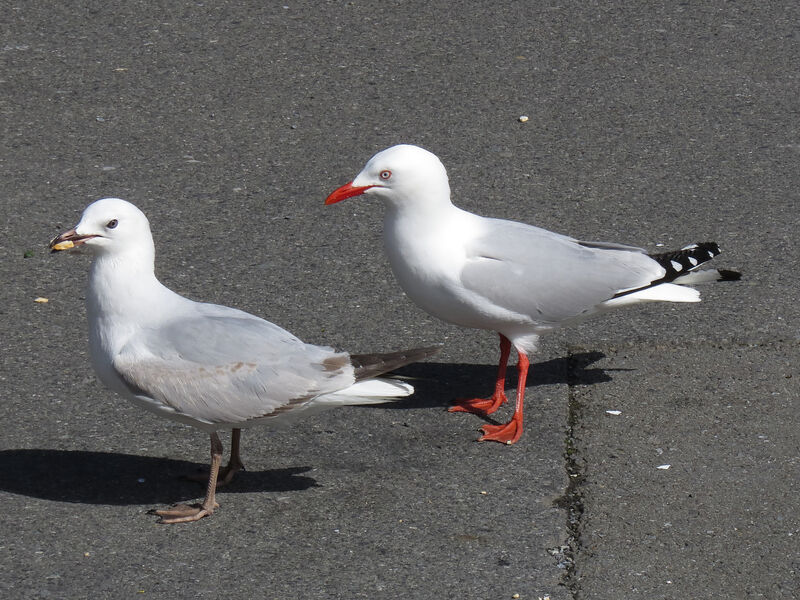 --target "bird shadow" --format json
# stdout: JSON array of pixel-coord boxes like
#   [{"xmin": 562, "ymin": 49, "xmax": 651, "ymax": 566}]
[
  {"xmin": 0, "ymin": 449, "xmax": 317, "ymax": 505},
  {"xmin": 1, "ymin": 353, "xmax": 621, "ymax": 505},
  {"xmin": 383, "ymin": 350, "xmax": 622, "ymax": 409}
]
